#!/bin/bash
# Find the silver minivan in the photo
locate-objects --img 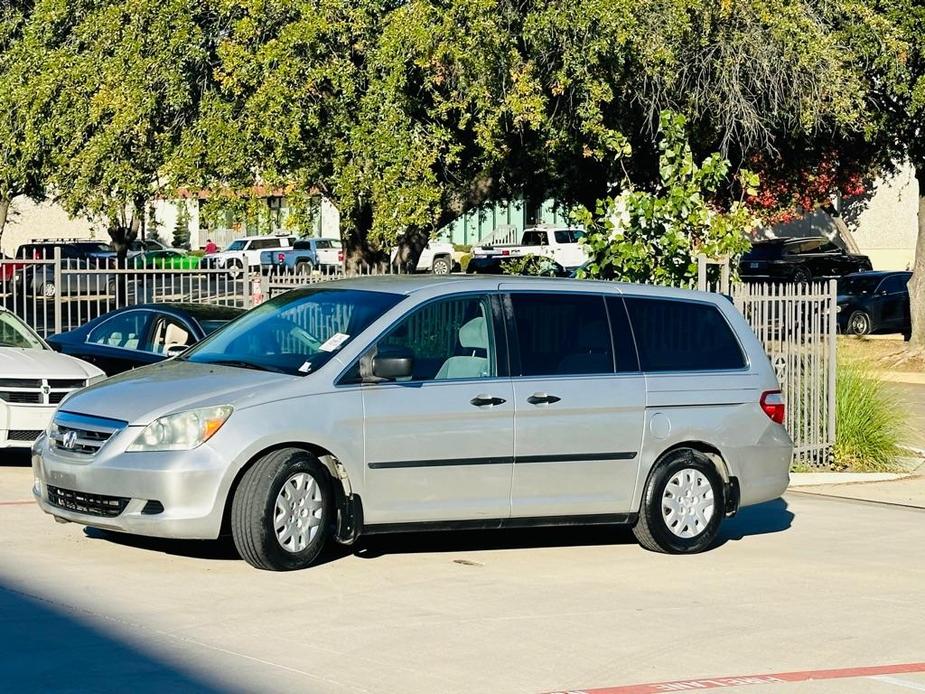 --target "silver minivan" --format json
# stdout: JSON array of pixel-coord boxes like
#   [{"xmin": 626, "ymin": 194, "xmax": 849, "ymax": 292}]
[{"xmin": 33, "ymin": 277, "xmax": 792, "ymax": 570}]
